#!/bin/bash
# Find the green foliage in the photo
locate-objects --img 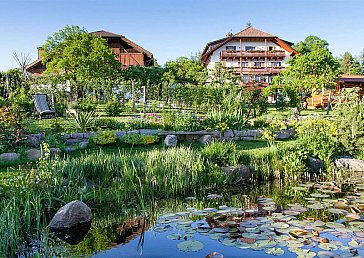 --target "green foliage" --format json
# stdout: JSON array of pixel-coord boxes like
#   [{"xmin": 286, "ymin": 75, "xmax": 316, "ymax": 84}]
[
  {"xmin": 120, "ymin": 133, "xmax": 158, "ymax": 146},
  {"xmin": 339, "ymin": 52, "xmax": 362, "ymax": 75},
  {"xmin": 280, "ymin": 146, "xmax": 308, "ymax": 179},
  {"xmin": 71, "ymin": 96, "xmax": 97, "ymax": 112},
  {"xmin": 174, "ymin": 112, "xmax": 200, "ymax": 131},
  {"xmin": 273, "ymin": 36, "xmax": 340, "ymax": 97},
  {"xmin": 71, "ymin": 110, "xmax": 96, "ymax": 133},
  {"xmin": 44, "ymin": 133, "xmax": 65, "ymax": 148},
  {"xmin": 41, "ymin": 25, "xmax": 121, "ymax": 98},
  {"xmin": 55, "ymin": 101, "xmax": 67, "ymax": 116},
  {"xmin": 94, "ymin": 117, "xmax": 124, "ymax": 130},
  {"xmin": 296, "ymin": 117, "xmax": 340, "ymax": 168},
  {"xmin": 163, "ymin": 56, "xmax": 207, "ymax": 85},
  {"xmin": 294, "ymin": 36, "xmax": 329, "ymax": 54},
  {"xmin": 92, "ymin": 130, "xmax": 117, "ymax": 145},
  {"xmin": 334, "ymin": 88, "xmax": 364, "ymax": 155},
  {"xmin": 0, "ymin": 105, "xmax": 24, "ymax": 152},
  {"xmin": 201, "ymin": 141, "xmax": 238, "ymax": 167},
  {"xmin": 9, "ymin": 87, "xmax": 34, "ymax": 114},
  {"xmin": 105, "ymin": 96, "xmax": 123, "ymax": 117},
  {"xmin": 203, "ymin": 108, "xmax": 247, "ymax": 131}
]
